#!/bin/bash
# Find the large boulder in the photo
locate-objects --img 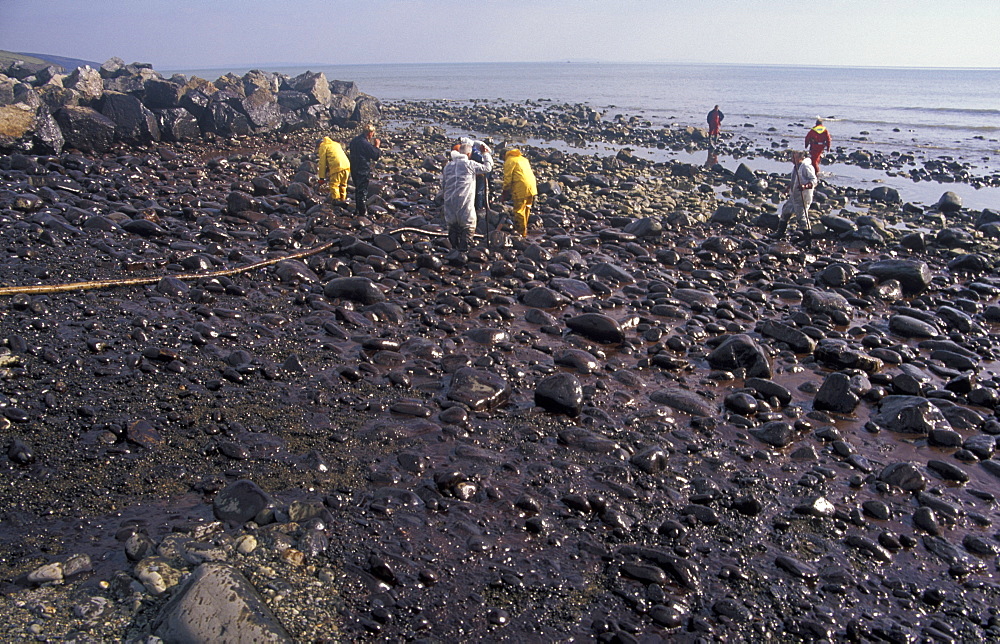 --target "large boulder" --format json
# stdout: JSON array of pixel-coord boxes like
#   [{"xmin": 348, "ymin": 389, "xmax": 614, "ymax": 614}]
[
  {"xmin": 241, "ymin": 69, "xmax": 276, "ymax": 95},
  {"xmin": 37, "ymin": 85, "xmax": 80, "ymax": 111},
  {"xmin": 241, "ymin": 87, "xmax": 281, "ymax": 130},
  {"xmin": 63, "ymin": 65, "xmax": 104, "ymax": 101},
  {"xmin": 101, "ymin": 92, "xmax": 160, "ymax": 143},
  {"xmin": 144, "ymin": 78, "xmax": 185, "ymax": 109},
  {"xmin": 277, "ymin": 90, "xmax": 313, "ymax": 111},
  {"xmin": 99, "ymin": 57, "xmax": 127, "ymax": 78},
  {"xmin": 286, "ymin": 71, "xmax": 331, "ymax": 106},
  {"xmin": 351, "ymin": 94, "xmax": 381, "ymax": 125},
  {"xmin": 157, "ymin": 108, "xmax": 201, "ymax": 141},
  {"xmin": 329, "ymin": 79, "xmax": 361, "ymax": 100},
  {"xmin": 206, "ymin": 97, "xmax": 252, "ymax": 136},
  {"xmin": 0, "ymin": 103, "xmax": 63, "ymax": 153},
  {"xmin": 54, "ymin": 105, "xmax": 116, "ymax": 152}
]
